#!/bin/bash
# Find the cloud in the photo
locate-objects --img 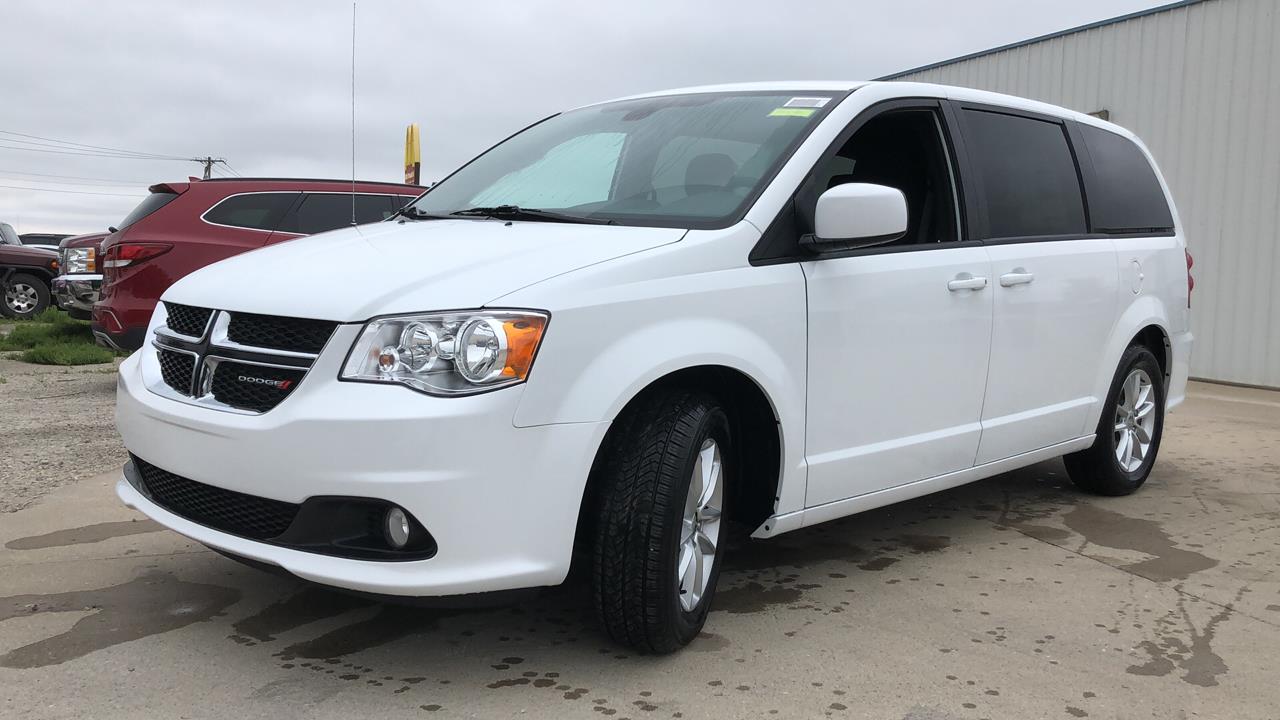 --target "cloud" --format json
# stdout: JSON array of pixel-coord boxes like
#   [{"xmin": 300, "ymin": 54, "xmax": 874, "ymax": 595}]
[{"xmin": 0, "ymin": 0, "xmax": 1167, "ymax": 233}]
